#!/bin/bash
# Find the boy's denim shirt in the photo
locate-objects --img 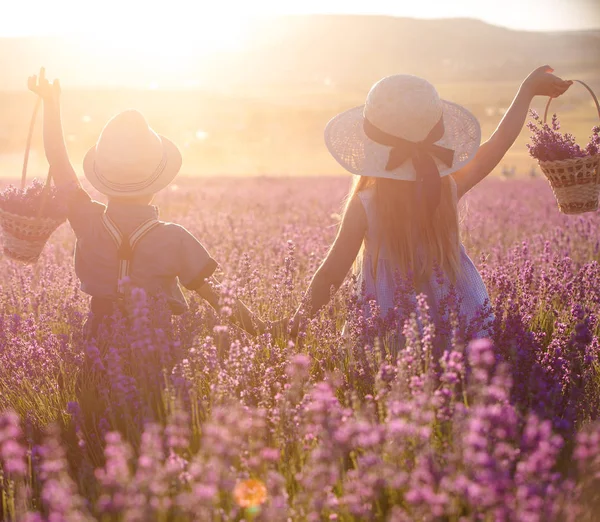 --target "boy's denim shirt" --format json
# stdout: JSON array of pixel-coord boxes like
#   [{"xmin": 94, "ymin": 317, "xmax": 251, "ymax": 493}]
[{"xmin": 67, "ymin": 187, "xmax": 217, "ymax": 314}]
